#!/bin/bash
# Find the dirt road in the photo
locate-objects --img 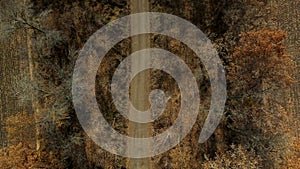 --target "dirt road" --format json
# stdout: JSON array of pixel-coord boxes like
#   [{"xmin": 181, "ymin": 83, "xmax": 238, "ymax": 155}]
[{"xmin": 128, "ymin": 0, "xmax": 152, "ymax": 169}]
